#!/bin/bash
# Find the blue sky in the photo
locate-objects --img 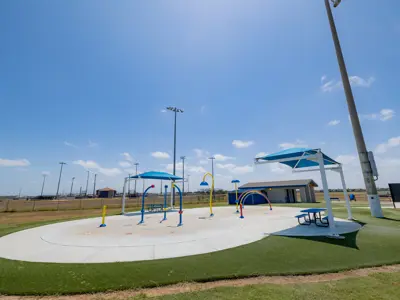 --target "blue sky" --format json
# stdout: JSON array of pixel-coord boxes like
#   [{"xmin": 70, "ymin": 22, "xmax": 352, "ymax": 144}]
[{"xmin": 1, "ymin": 0, "xmax": 399, "ymax": 196}]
